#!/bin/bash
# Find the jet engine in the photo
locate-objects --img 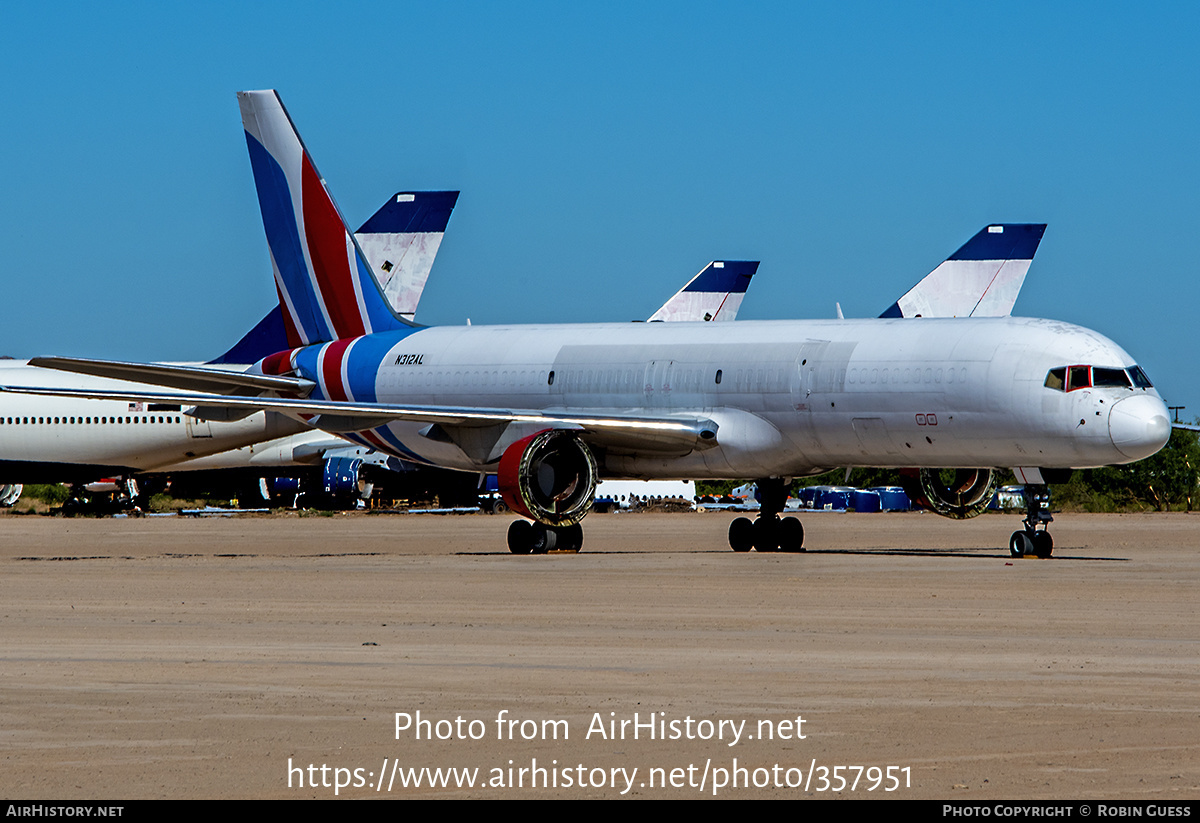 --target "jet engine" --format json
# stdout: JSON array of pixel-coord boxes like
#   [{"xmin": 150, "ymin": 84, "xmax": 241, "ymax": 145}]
[
  {"xmin": 498, "ymin": 430, "xmax": 597, "ymax": 526},
  {"xmin": 902, "ymin": 468, "xmax": 998, "ymax": 519},
  {"xmin": 0, "ymin": 484, "xmax": 22, "ymax": 507},
  {"xmin": 323, "ymin": 456, "xmax": 375, "ymax": 502}
]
